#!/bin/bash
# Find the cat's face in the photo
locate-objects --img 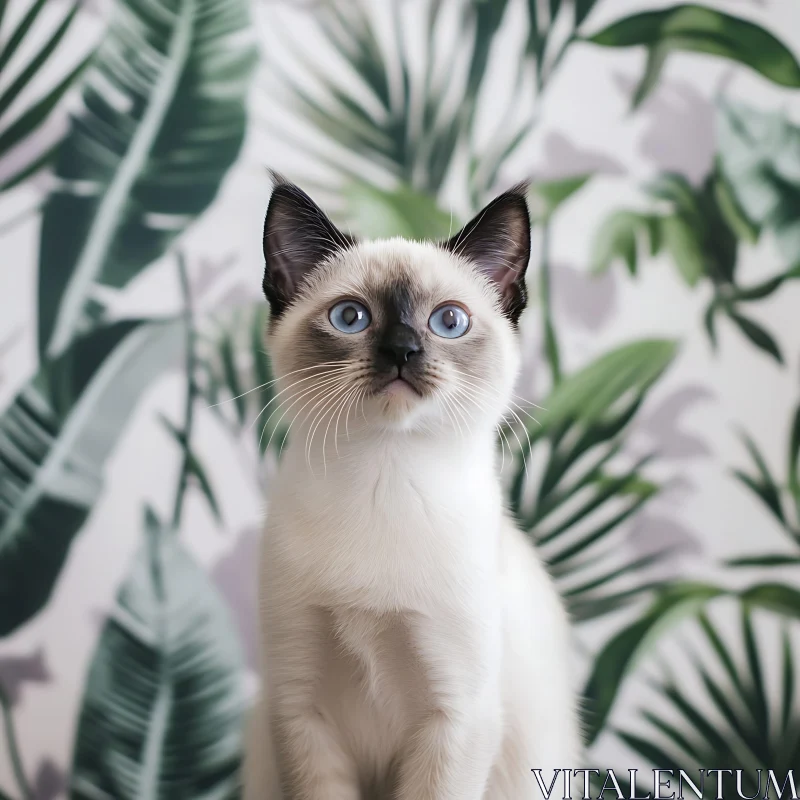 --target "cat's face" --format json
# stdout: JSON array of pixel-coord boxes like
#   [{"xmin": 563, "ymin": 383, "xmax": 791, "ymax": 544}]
[{"xmin": 262, "ymin": 178, "xmax": 531, "ymax": 436}]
